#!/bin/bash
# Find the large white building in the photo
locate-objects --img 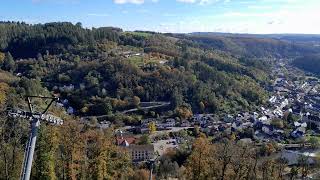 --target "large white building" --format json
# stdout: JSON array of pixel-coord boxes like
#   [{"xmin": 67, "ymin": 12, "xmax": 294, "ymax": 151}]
[{"xmin": 128, "ymin": 145, "xmax": 155, "ymax": 162}]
